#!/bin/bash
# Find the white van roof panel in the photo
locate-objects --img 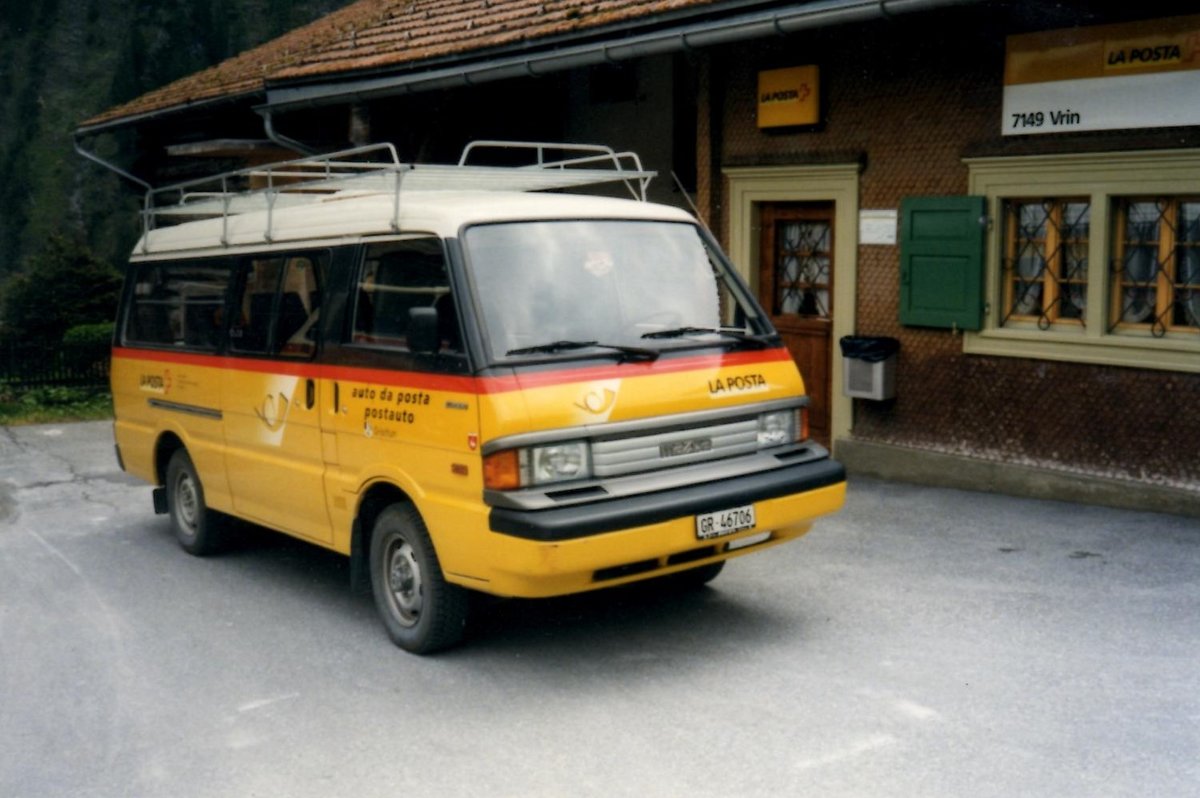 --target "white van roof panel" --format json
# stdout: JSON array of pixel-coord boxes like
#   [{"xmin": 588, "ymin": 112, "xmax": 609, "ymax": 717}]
[{"xmin": 133, "ymin": 190, "xmax": 696, "ymax": 257}]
